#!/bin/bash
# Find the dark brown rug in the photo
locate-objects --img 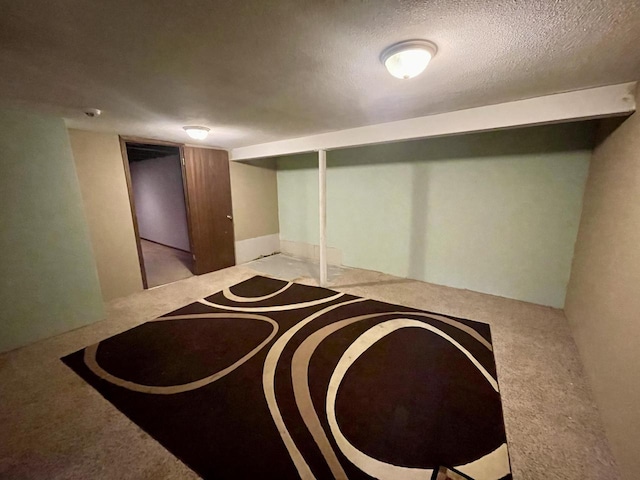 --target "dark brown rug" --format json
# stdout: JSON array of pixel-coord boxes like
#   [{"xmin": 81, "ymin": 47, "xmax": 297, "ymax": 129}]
[{"xmin": 63, "ymin": 275, "xmax": 512, "ymax": 480}]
